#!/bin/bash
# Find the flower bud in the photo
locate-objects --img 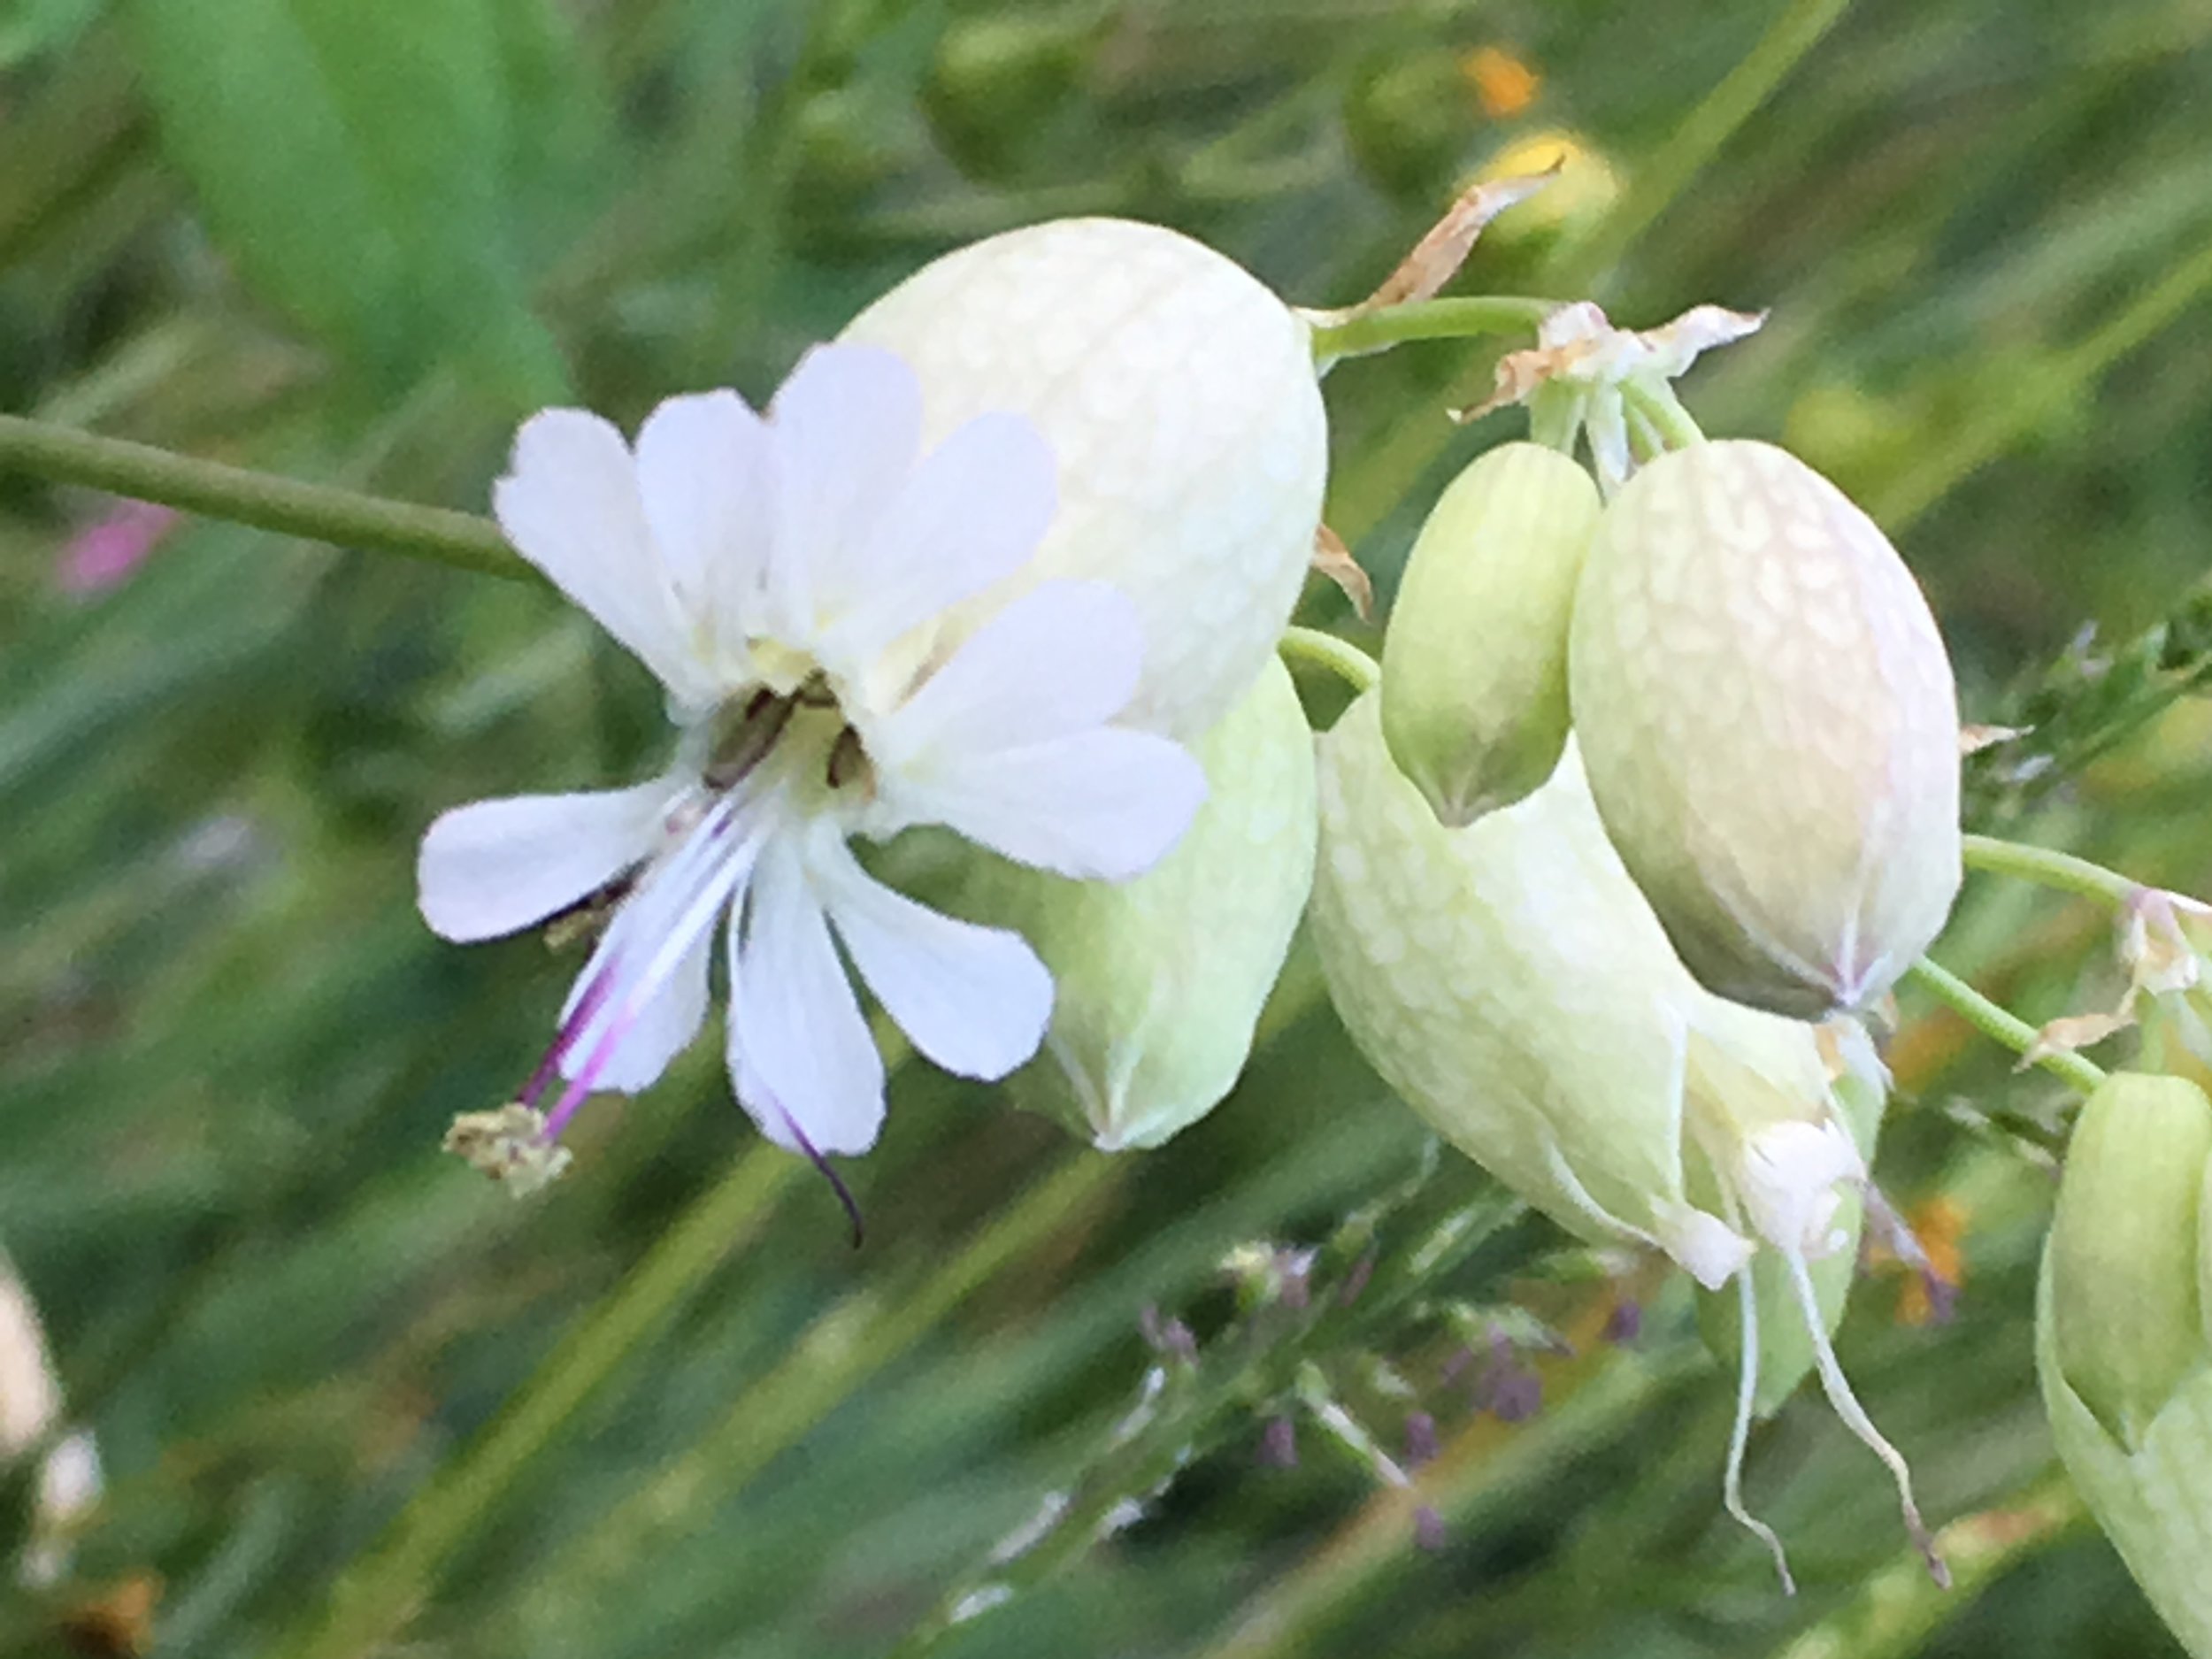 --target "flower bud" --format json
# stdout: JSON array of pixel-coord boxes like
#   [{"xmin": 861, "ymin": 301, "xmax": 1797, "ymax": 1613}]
[
  {"xmin": 1313, "ymin": 690, "xmax": 1938, "ymax": 1585},
  {"xmin": 1381, "ymin": 442, "xmax": 1600, "ymax": 826},
  {"xmin": 960, "ymin": 657, "xmax": 1316, "ymax": 1150},
  {"xmin": 1569, "ymin": 439, "xmax": 1962, "ymax": 1018},
  {"xmin": 2039, "ymin": 1071, "xmax": 2212, "ymax": 1655},
  {"xmin": 841, "ymin": 219, "xmax": 1329, "ymax": 740}
]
